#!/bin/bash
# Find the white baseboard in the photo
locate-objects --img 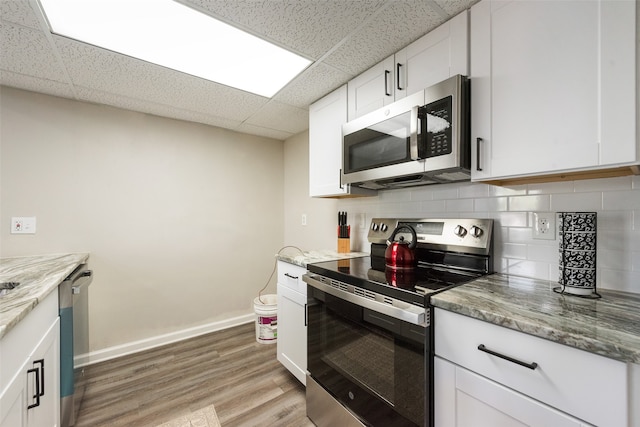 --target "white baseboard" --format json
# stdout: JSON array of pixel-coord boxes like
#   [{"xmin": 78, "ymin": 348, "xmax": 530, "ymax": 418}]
[{"xmin": 77, "ymin": 313, "xmax": 255, "ymax": 367}]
